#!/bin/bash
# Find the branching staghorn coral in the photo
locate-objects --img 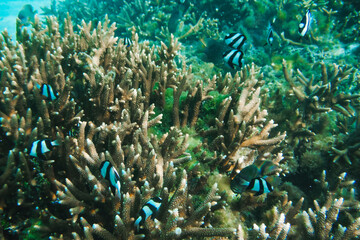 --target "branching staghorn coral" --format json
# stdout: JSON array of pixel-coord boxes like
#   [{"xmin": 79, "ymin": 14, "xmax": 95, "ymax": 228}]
[
  {"xmin": 37, "ymin": 119, "xmax": 235, "ymax": 239},
  {"xmin": 294, "ymin": 171, "xmax": 360, "ymax": 240},
  {"xmin": 278, "ymin": 58, "xmax": 360, "ymax": 170},
  {"xmin": 244, "ymin": 170, "xmax": 360, "ymax": 240},
  {"xmin": 238, "ymin": 192, "xmax": 303, "ymax": 240},
  {"xmin": 279, "ymin": 58, "xmax": 360, "ymax": 180},
  {"xmin": 314, "ymin": 170, "xmax": 360, "ymax": 213},
  {"xmin": 6, "ymin": 3, "xmax": 360, "ymax": 240},
  {"xmin": 44, "ymin": 0, "xmax": 220, "ymax": 44},
  {"xmin": 282, "ymin": 59, "xmax": 360, "ymax": 119},
  {"xmin": 0, "ymin": 13, "xmax": 239, "ymax": 239},
  {"xmin": 330, "ymin": 99, "xmax": 360, "ymax": 166},
  {"xmin": 331, "ymin": 127, "xmax": 360, "ymax": 165},
  {"xmin": 296, "ymin": 197, "xmax": 350, "ymax": 240},
  {"xmin": 200, "ymin": 64, "xmax": 286, "ymax": 172},
  {"xmin": 181, "ymin": 75, "xmax": 217, "ymax": 128}
]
